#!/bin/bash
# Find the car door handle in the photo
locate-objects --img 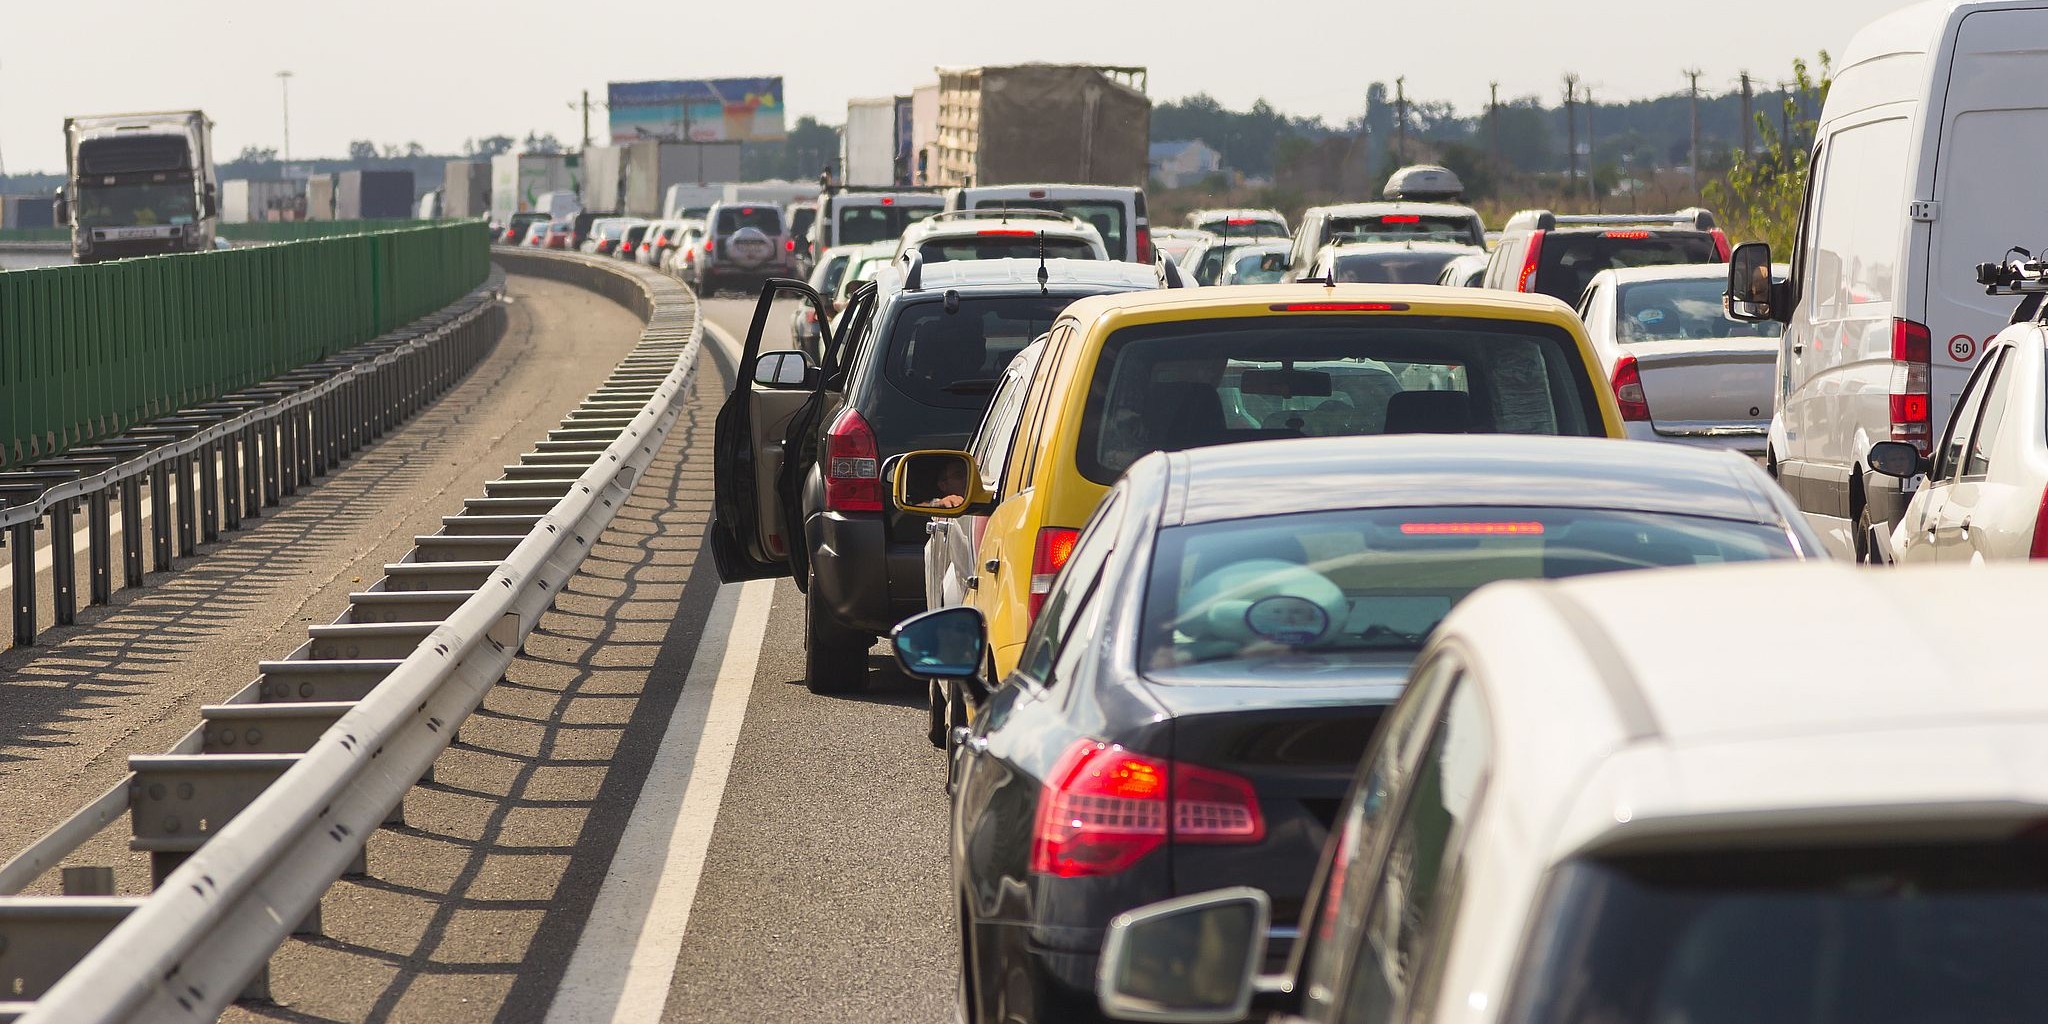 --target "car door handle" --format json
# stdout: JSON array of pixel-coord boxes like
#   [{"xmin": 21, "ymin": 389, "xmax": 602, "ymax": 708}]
[
  {"xmin": 966, "ymin": 575, "xmax": 979, "ymax": 590},
  {"xmin": 984, "ymin": 558, "xmax": 1000, "ymax": 576},
  {"xmin": 952, "ymin": 727, "xmax": 987, "ymax": 755},
  {"xmin": 1791, "ymin": 343, "xmax": 1804, "ymax": 355}
]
